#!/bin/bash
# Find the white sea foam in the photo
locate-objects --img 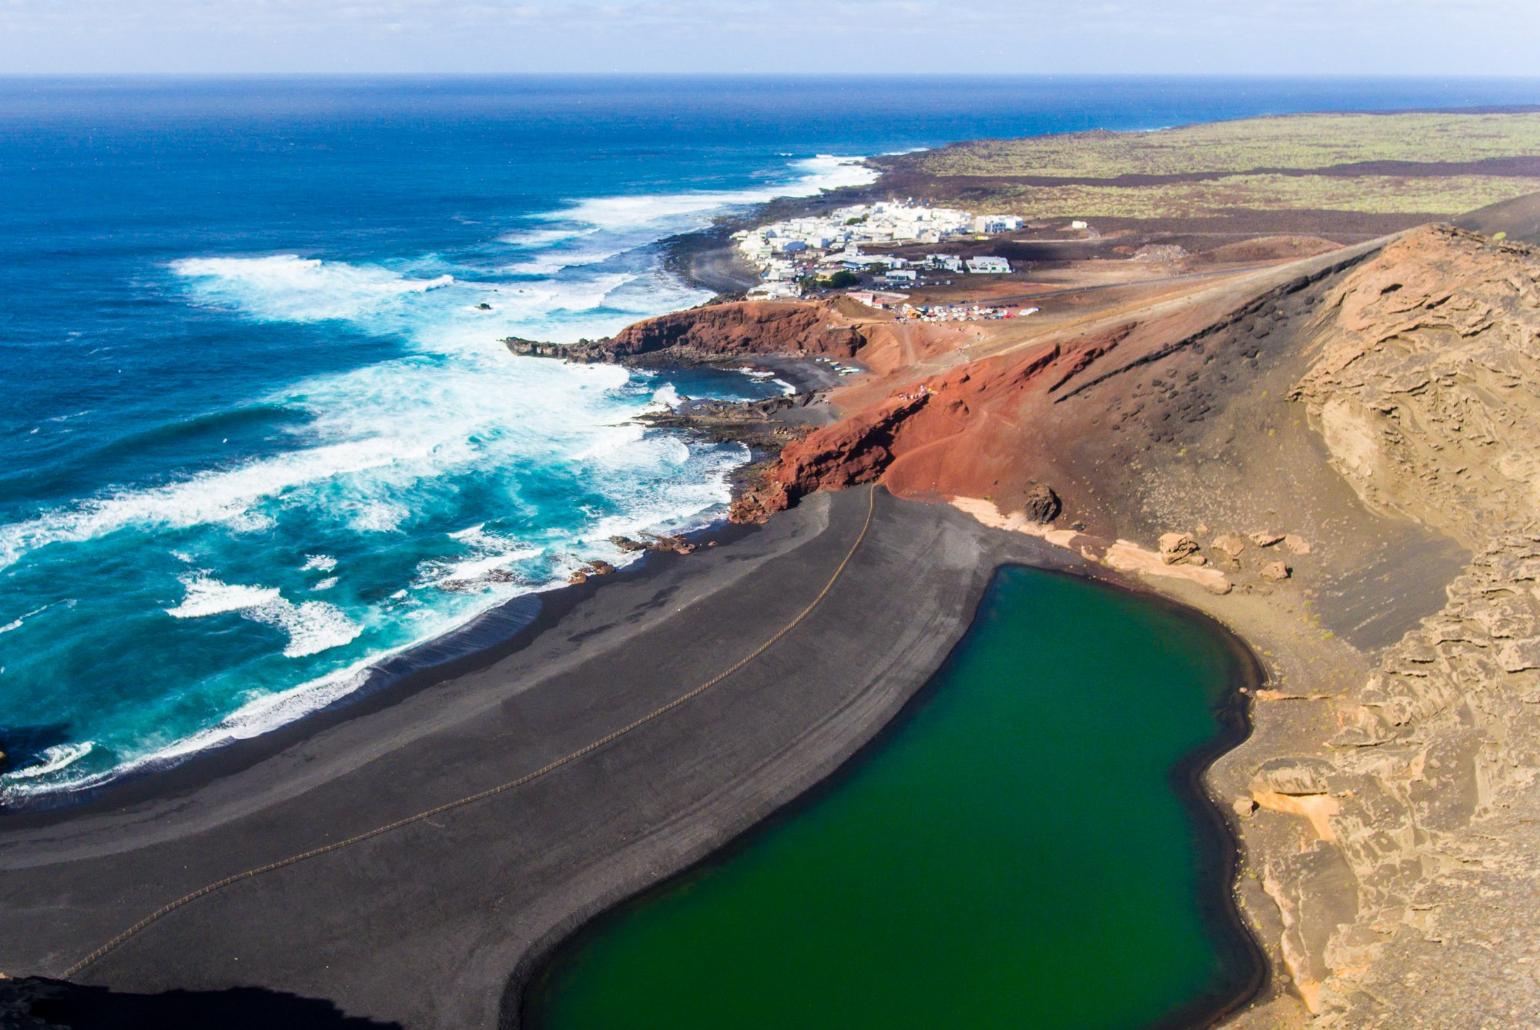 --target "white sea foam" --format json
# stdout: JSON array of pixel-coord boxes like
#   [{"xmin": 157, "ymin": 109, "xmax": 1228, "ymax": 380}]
[
  {"xmin": 261, "ymin": 597, "xmax": 364, "ymax": 658},
  {"xmin": 3, "ymin": 153, "xmax": 859, "ymax": 801},
  {"xmin": 422, "ymin": 545, "xmax": 545, "ymax": 589},
  {"xmin": 0, "ymin": 435, "xmax": 448, "ymax": 569},
  {"xmin": 496, "ymin": 225, "xmax": 596, "ymax": 248},
  {"xmin": 650, "ymin": 383, "xmax": 682, "ymax": 409},
  {"xmin": 0, "ymin": 603, "xmax": 57, "ymax": 635},
  {"xmin": 171, "ymin": 255, "xmax": 454, "ymax": 323},
  {"xmin": 541, "ymin": 156, "xmax": 877, "ymax": 236},
  {"xmin": 166, "ymin": 573, "xmax": 361, "ymax": 658},
  {"xmin": 343, "ymin": 499, "xmax": 409, "ymax": 533},
  {"xmin": 4, "ymin": 741, "xmax": 95, "ymax": 781},
  {"xmin": 302, "ymin": 554, "xmax": 338, "ymax": 573},
  {"xmin": 165, "ymin": 575, "xmax": 282, "ymax": 618}
]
